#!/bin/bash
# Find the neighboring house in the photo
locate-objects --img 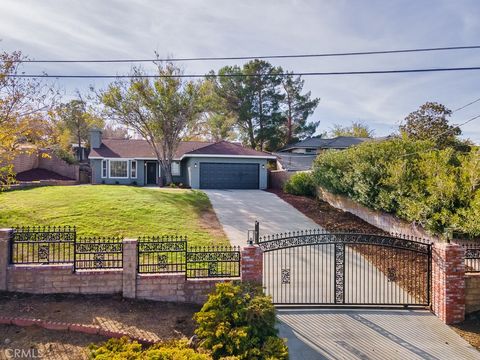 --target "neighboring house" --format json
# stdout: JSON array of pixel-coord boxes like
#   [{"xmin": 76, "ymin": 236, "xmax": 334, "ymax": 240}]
[
  {"xmin": 279, "ymin": 136, "xmax": 370, "ymax": 154},
  {"xmin": 71, "ymin": 142, "xmax": 89, "ymax": 163},
  {"xmin": 273, "ymin": 152, "xmax": 317, "ymax": 172},
  {"xmin": 88, "ymin": 129, "xmax": 275, "ymax": 189}
]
